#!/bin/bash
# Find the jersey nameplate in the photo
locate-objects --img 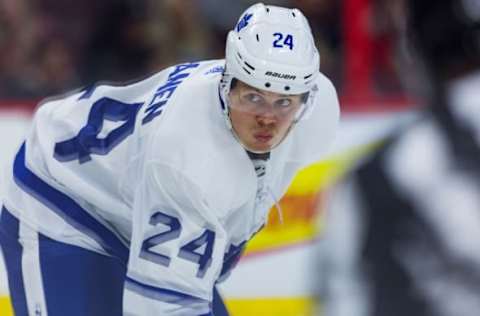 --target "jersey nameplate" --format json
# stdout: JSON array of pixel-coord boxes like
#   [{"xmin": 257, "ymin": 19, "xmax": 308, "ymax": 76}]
[{"xmin": 142, "ymin": 62, "xmax": 200, "ymax": 125}]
